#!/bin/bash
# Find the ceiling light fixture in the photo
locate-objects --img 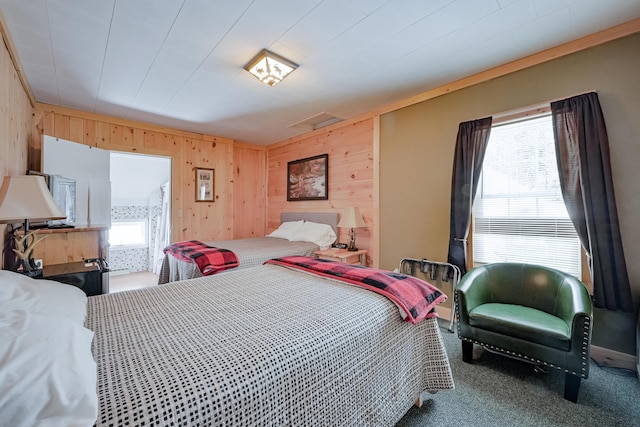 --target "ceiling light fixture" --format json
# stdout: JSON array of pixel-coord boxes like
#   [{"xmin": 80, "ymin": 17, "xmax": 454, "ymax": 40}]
[{"xmin": 244, "ymin": 49, "xmax": 298, "ymax": 87}]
